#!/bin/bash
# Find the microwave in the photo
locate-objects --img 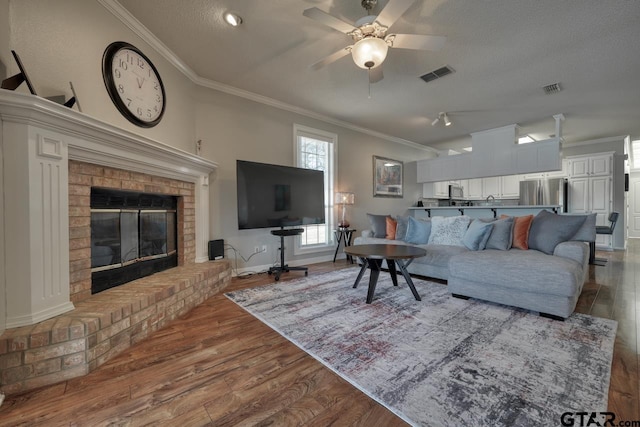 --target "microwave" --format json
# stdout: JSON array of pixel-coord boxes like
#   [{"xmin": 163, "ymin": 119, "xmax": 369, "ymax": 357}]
[{"xmin": 448, "ymin": 184, "xmax": 464, "ymax": 199}]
